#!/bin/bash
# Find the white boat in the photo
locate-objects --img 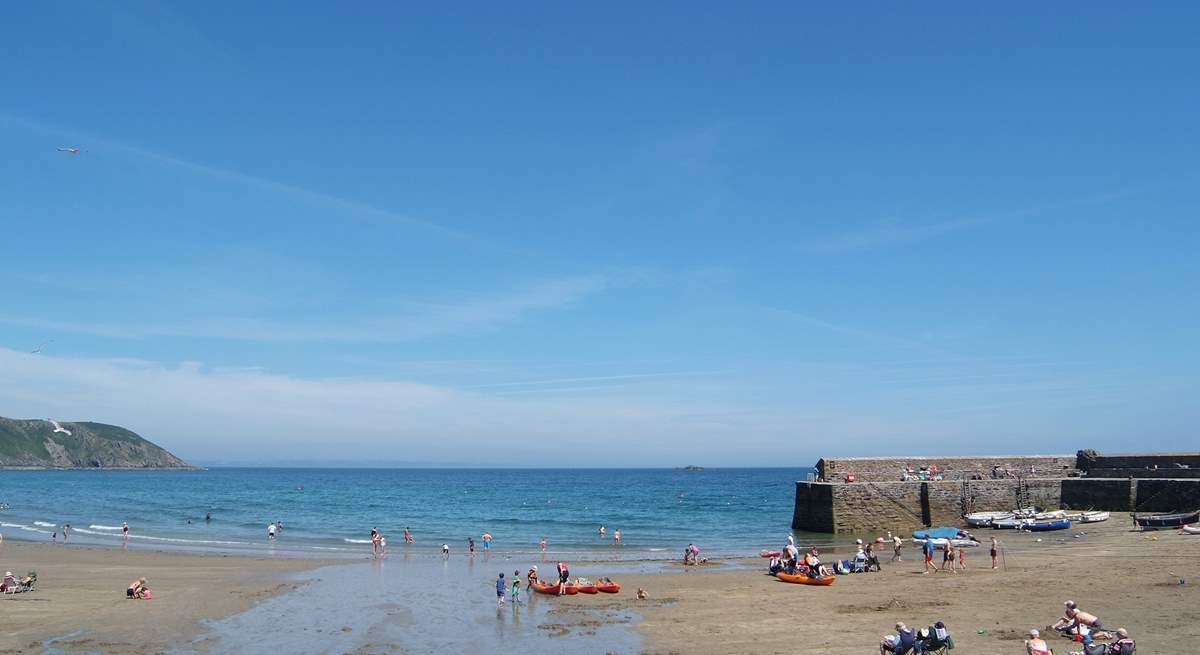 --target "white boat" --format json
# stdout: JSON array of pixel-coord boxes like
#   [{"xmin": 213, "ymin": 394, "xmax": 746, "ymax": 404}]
[
  {"xmin": 992, "ymin": 517, "xmax": 1033, "ymax": 529},
  {"xmin": 912, "ymin": 538, "xmax": 980, "ymax": 548},
  {"xmin": 1034, "ymin": 510, "xmax": 1067, "ymax": 520},
  {"xmin": 1079, "ymin": 511, "xmax": 1110, "ymax": 523},
  {"xmin": 1182, "ymin": 524, "xmax": 1200, "ymax": 535},
  {"xmin": 964, "ymin": 511, "xmax": 1012, "ymax": 527}
]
